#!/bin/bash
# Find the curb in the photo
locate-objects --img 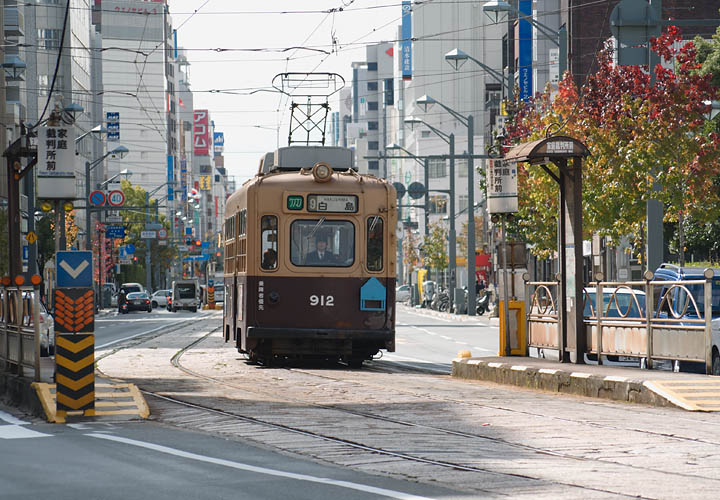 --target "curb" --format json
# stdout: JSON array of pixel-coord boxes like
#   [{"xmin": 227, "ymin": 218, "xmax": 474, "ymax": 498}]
[{"xmin": 452, "ymin": 357, "xmax": 680, "ymax": 409}]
